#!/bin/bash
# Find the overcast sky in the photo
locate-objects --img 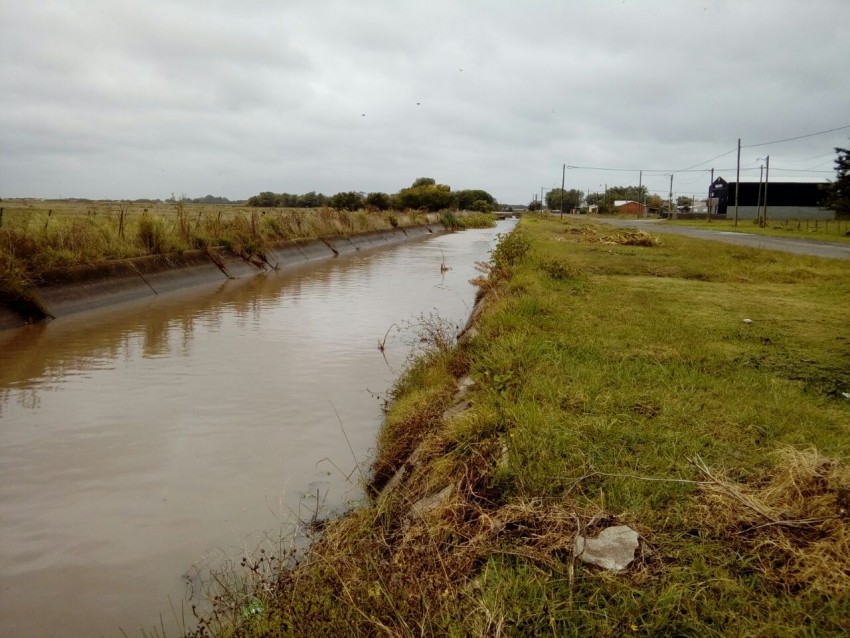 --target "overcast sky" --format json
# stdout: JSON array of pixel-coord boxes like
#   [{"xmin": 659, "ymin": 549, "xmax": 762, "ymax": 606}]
[{"xmin": 1, "ymin": 0, "xmax": 848, "ymax": 204}]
